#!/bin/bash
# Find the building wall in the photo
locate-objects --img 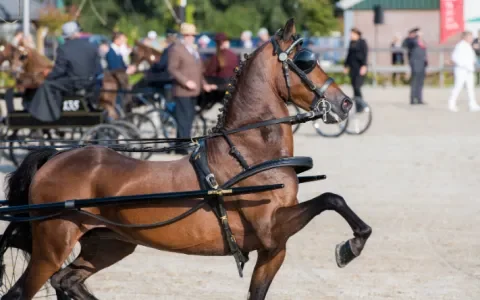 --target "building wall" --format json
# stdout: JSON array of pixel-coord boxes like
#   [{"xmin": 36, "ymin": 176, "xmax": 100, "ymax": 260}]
[{"xmin": 353, "ymin": 10, "xmax": 461, "ymax": 67}]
